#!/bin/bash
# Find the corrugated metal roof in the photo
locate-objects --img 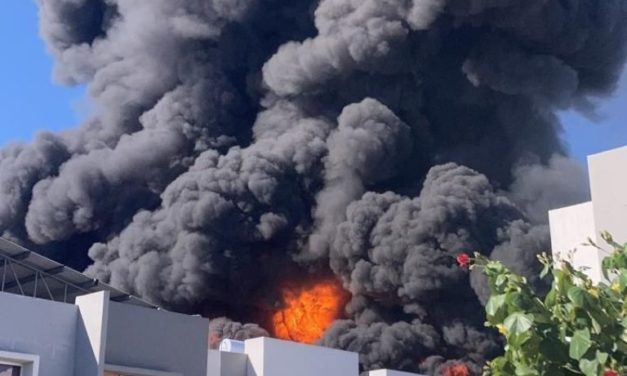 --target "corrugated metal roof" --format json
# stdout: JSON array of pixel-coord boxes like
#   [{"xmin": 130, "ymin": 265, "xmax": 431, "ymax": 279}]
[{"xmin": 0, "ymin": 237, "xmax": 158, "ymax": 309}]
